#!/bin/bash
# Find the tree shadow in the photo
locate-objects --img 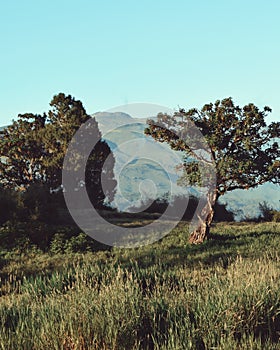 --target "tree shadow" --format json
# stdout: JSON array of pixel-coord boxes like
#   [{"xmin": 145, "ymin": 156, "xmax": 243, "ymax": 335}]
[{"xmin": 125, "ymin": 225, "xmax": 280, "ymax": 270}]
